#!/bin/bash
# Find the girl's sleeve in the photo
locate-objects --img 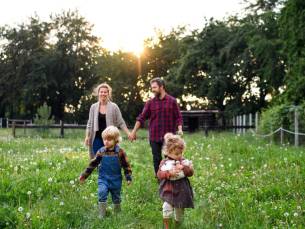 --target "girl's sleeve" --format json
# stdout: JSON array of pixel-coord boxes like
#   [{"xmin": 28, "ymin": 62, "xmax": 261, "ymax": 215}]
[
  {"xmin": 182, "ymin": 165, "xmax": 194, "ymax": 177},
  {"xmin": 157, "ymin": 160, "xmax": 171, "ymax": 180}
]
